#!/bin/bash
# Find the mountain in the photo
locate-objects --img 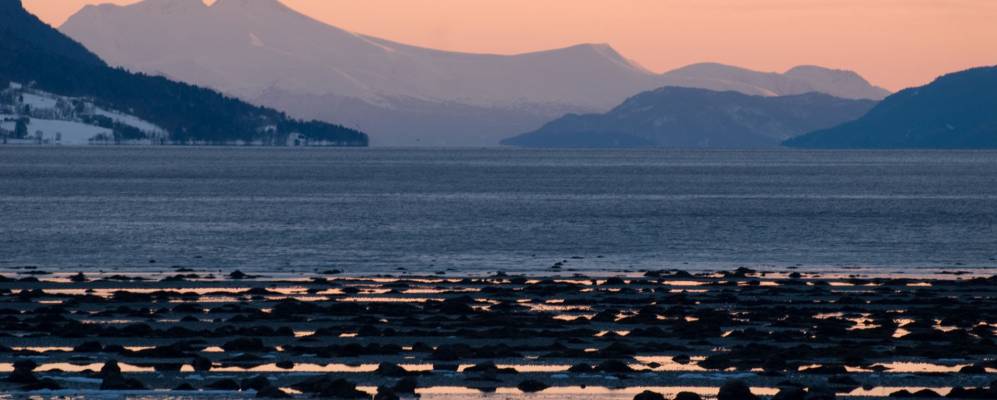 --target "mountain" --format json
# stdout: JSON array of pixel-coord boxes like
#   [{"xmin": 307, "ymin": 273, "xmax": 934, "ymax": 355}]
[
  {"xmin": 1, "ymin": 0, "xmax": 366, "ymax": 146},
  {"xmin": 785, "ymin": 66, "xmax": 997, "ymax": 149},
  {"xmin": 61, "ymin": 0, "xmax": 890, "ymax": 146},
  {"xmin": 659, "ymin": 63, "xmax": 891, "ymax": 100},
  {"xmin": 60, "ymin": 0, "xmax": 656, "ymax": 146},
  {"xmin": 502, "ymin": 87, "xmax": 877, "ymax": 148}
]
